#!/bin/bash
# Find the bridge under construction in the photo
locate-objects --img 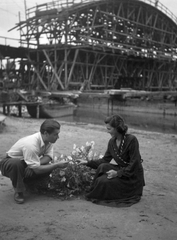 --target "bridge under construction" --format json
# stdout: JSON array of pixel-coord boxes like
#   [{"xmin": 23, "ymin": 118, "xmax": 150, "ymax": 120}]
[{"xmin": 1, "ymin": 0, "xmax": 177, "ymax": 92}]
